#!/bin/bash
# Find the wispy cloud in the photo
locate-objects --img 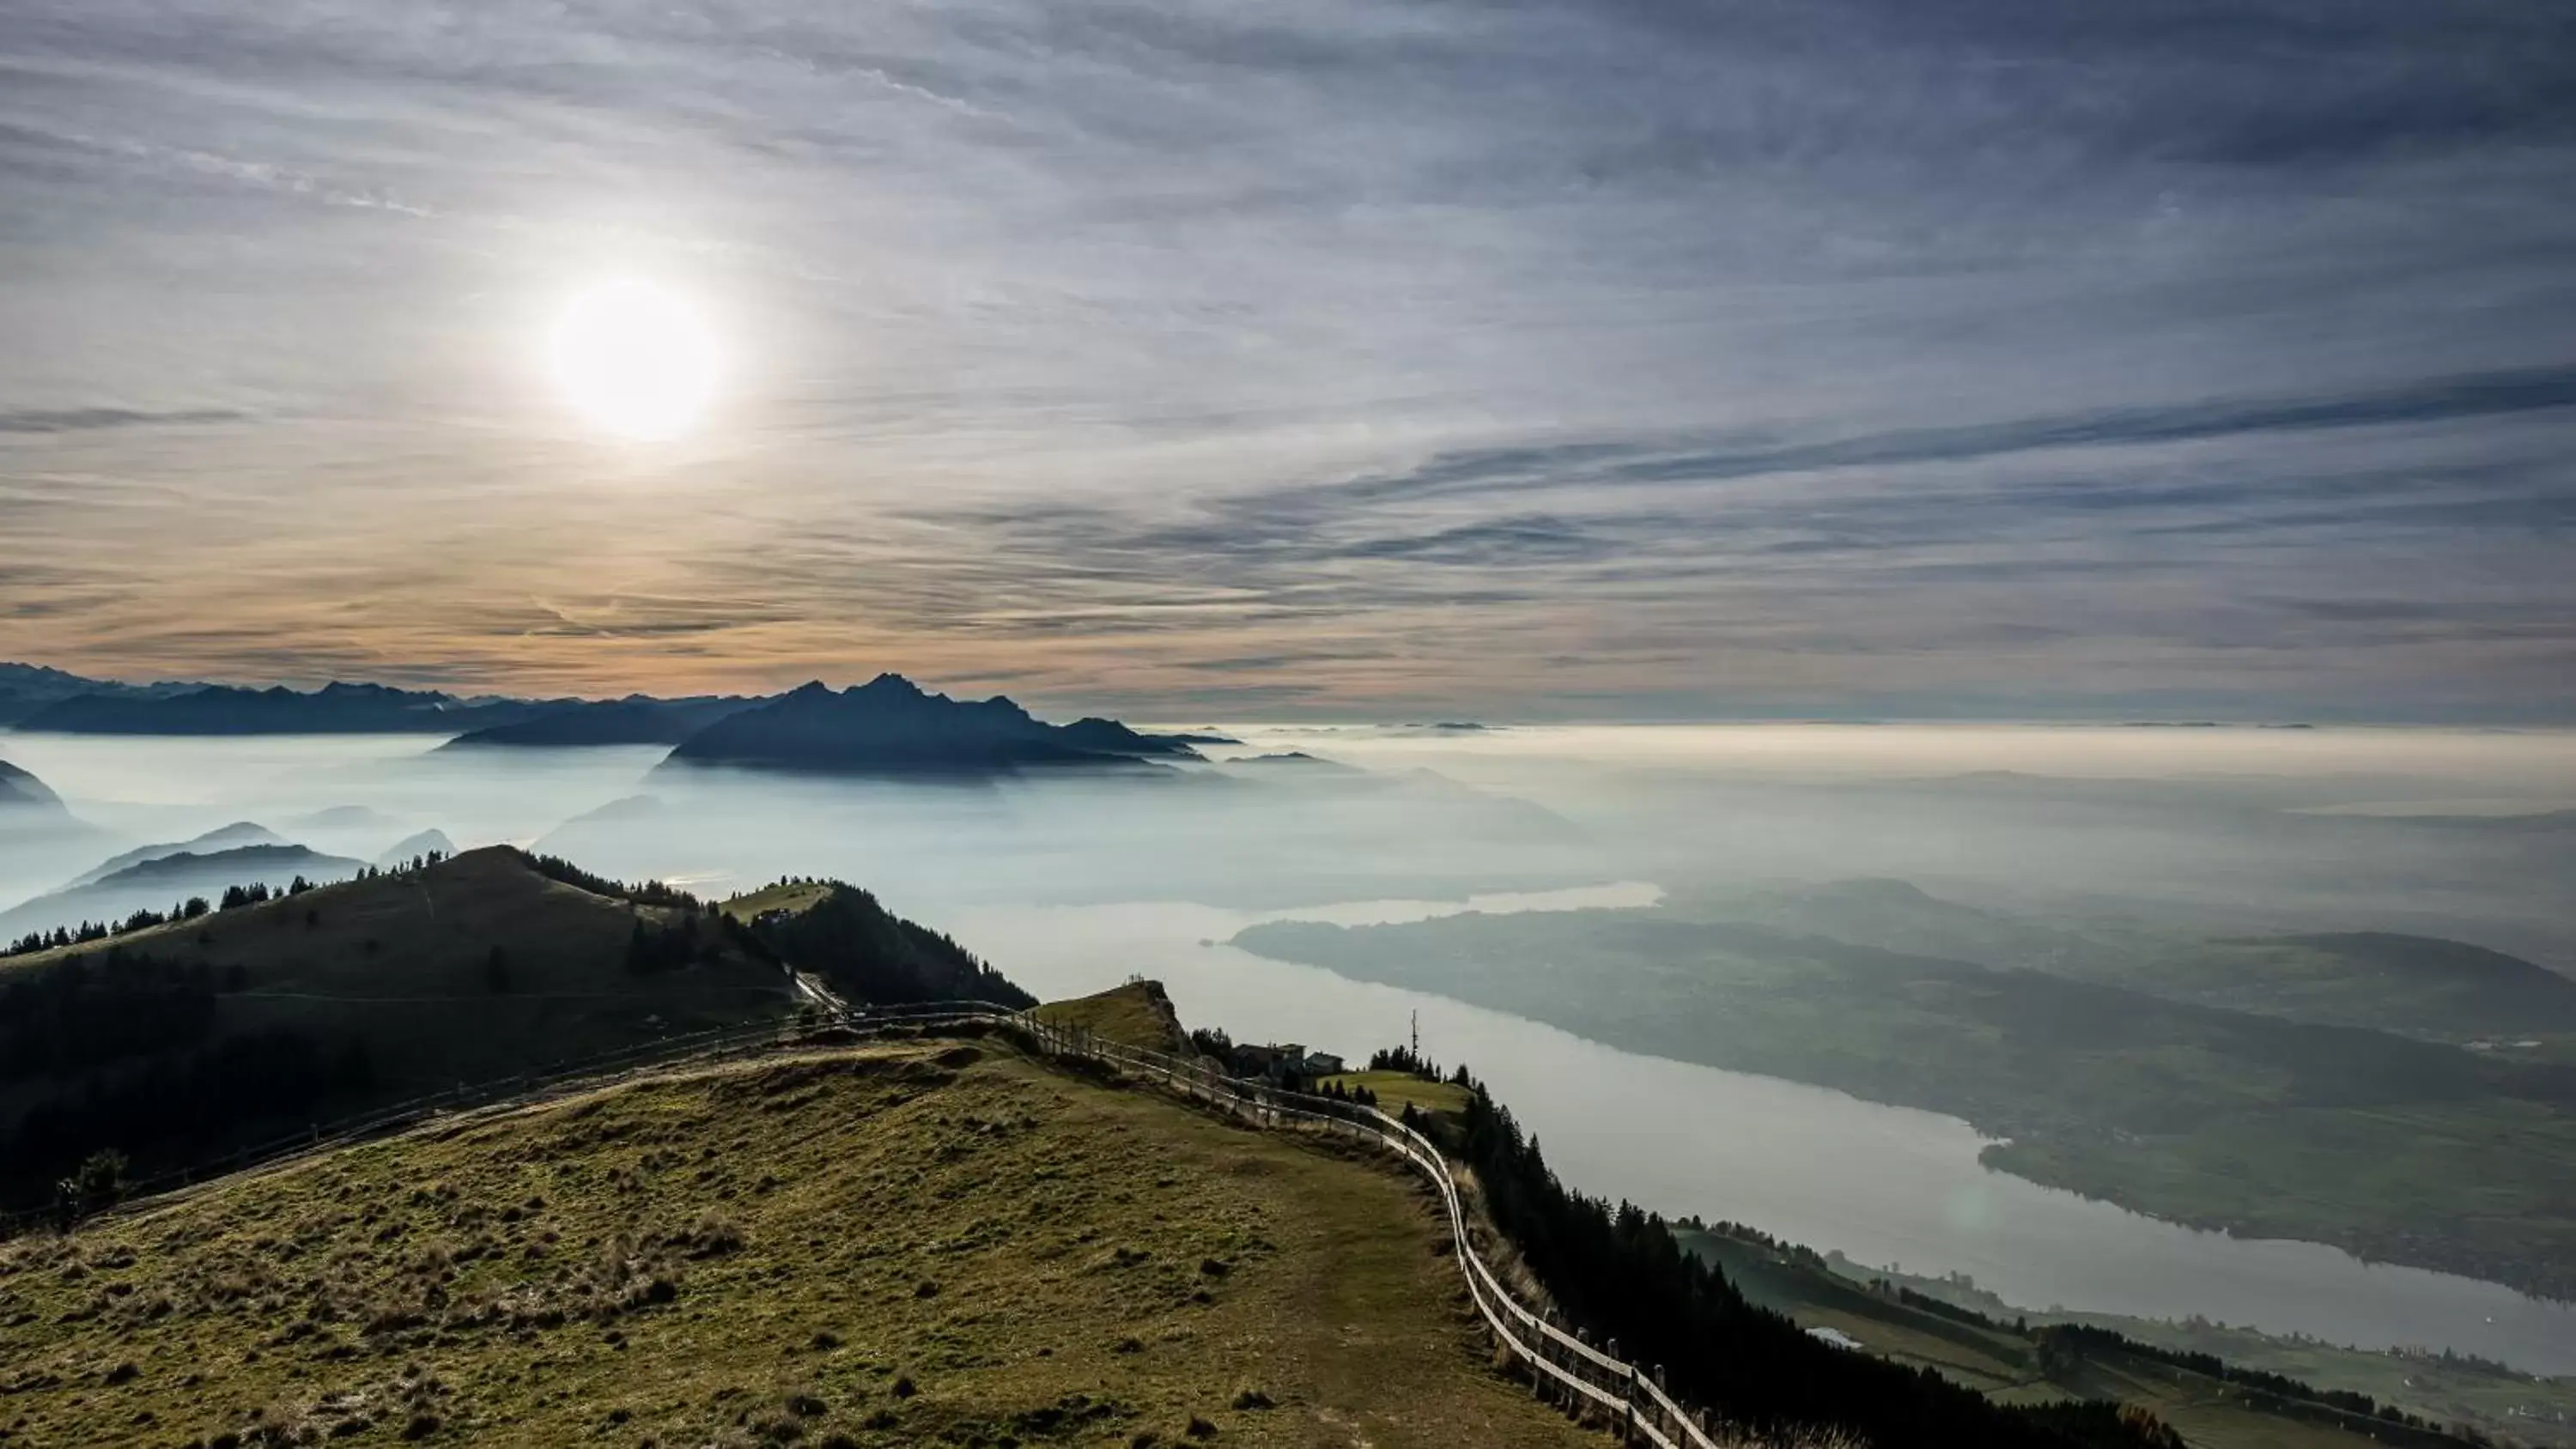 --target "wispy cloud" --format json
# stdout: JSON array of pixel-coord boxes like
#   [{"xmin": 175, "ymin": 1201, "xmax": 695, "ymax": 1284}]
[
  {"xmin": 0, "ymin": 0, "xmax": 2568, "ymax": 718},
  {"xmin": 0, "ymin": 407, "xmax": 244, "ymax": 434}
]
